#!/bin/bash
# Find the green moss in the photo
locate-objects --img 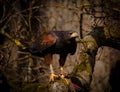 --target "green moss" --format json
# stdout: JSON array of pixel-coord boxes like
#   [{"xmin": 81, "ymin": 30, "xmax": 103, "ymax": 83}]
[
  {"xmin": 69, "ymin": 62, "xmax": 92, "ymax": 78},
  {"xmin": 4, "ymin": 74, "xmax": 21, "ymax": 92},
  {"xmin": 79, "ymin": 51, "xmax": 92, "ymax": 74},
  {"xmin": 69, "ymin": 51, "xmax": 92, "ymax": 79},
  {"xmin": 80, "ymin": 52, "xmax": 88, "ymax": 62},
  {"xmin": 78, "ymin": 62, "xmax": 92, "ymax": 74},
  {"xmin": 22, "ymin": 83, "xmax": 48, "ymax": 92},
  {"xmin": 3, "ymin": 72, "xmax": 49, "ymax": 92},
  {"xmin": 104, "ymin": 27, "xmax": 120, "ymax": 38}
]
